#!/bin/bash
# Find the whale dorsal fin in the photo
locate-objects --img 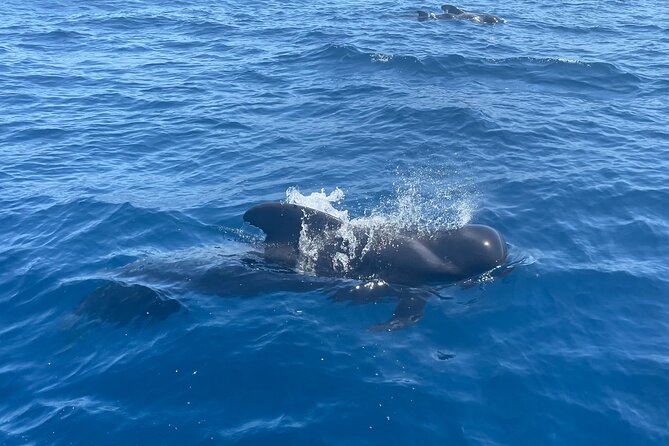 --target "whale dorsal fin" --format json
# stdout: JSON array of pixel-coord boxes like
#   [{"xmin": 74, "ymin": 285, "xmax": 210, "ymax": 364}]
[
  {"xmin": 417, "ymin": 10, "xmax": 431, "ymax": 20},
  {"xmin": 243, "ymin": 202, "xmax": 343, "ymax": 245},
  {"xmin": 441, "ymin": 4, "xmax": 464, "ymax": 14}
]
